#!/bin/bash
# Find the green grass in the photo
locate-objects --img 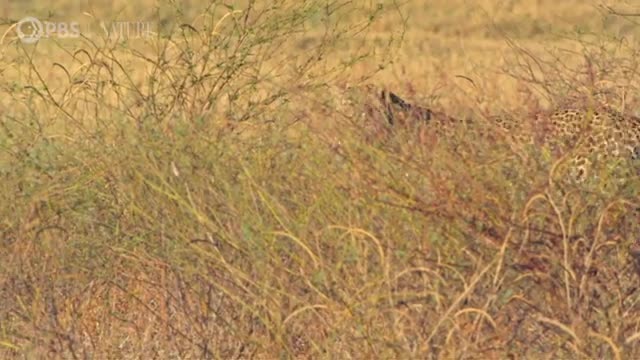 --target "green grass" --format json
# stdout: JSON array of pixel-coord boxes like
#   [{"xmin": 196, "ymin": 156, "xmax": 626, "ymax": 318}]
[{"xmin": 1, "ymin": 0, "xmax": 640, "ymax": 358}]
